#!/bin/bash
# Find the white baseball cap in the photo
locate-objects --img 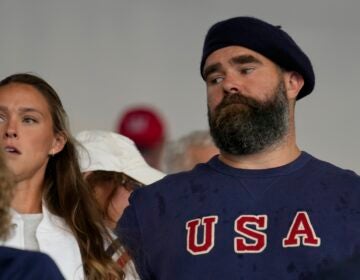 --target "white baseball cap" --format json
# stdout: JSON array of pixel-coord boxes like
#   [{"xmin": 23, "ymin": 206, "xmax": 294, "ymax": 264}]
[{"xmin": 75, "ymin": 130, "xmax": 166, "ymax": 185}]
